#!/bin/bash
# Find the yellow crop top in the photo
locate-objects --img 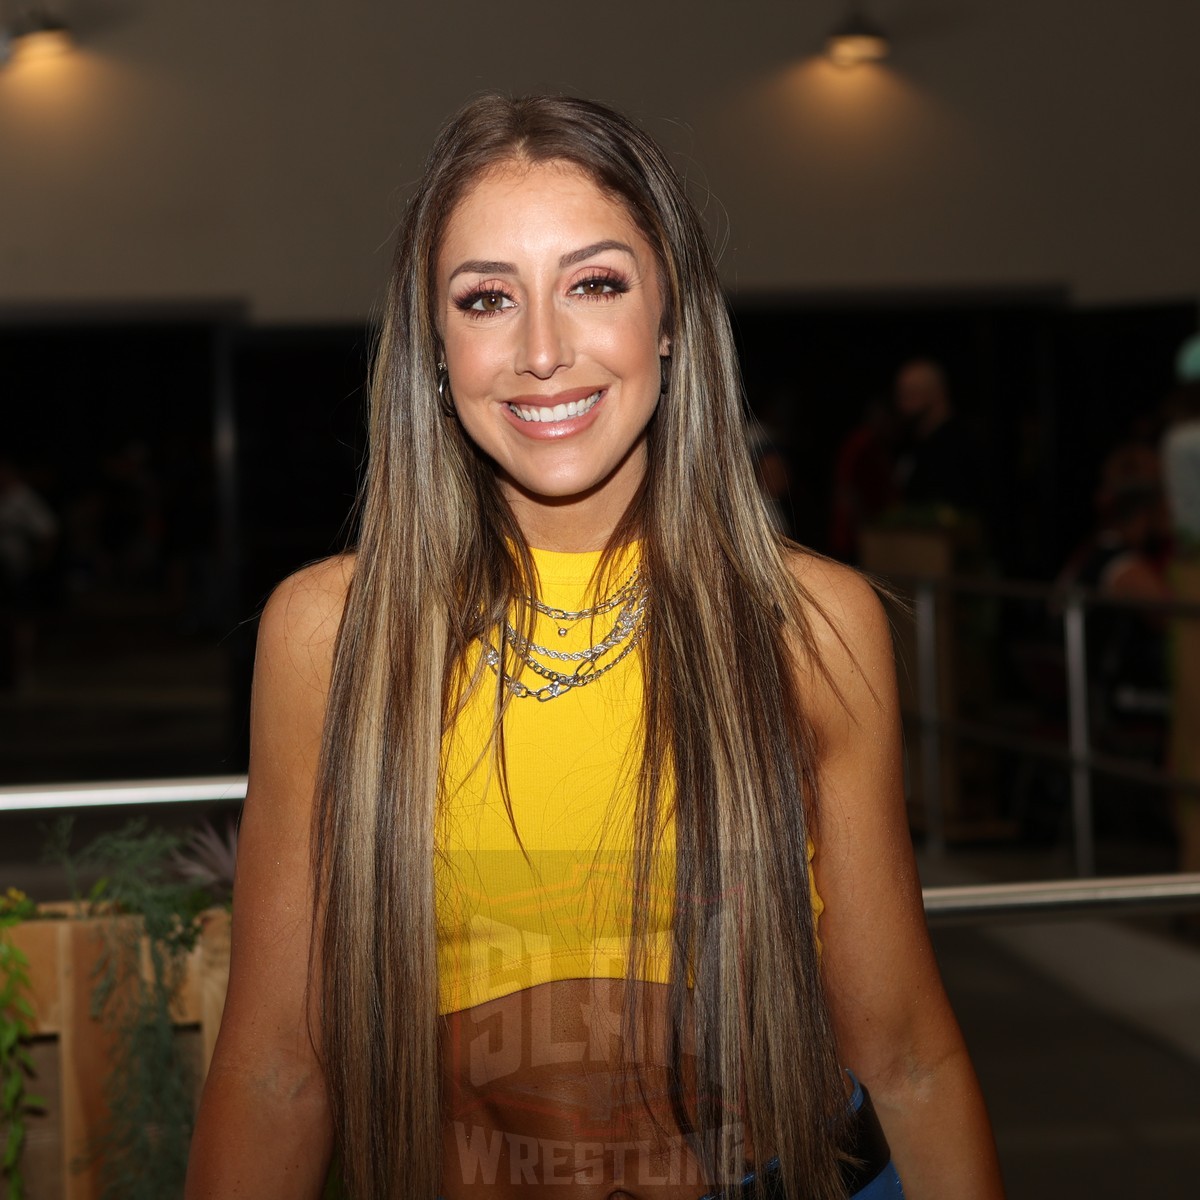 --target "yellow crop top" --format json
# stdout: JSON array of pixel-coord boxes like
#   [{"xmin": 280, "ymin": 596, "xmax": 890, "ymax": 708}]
[{"xmin": 434, "ymin": 544, "xmax": 823, "ymax": 1016}]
